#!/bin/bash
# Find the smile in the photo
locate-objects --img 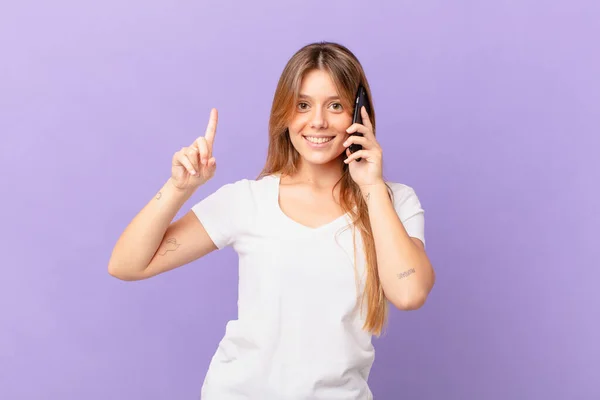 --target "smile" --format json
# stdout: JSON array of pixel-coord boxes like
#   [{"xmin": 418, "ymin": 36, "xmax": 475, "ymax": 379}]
[{"xmin": 303, "ymin": 136, "xmax": 335, "ymax": 146}]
